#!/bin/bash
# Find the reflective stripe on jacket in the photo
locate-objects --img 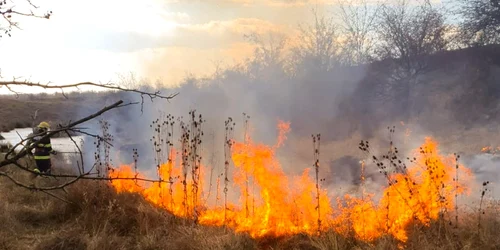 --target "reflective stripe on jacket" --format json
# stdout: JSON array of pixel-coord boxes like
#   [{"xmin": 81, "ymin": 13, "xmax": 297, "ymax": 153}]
[{"xmin": 34, "ymin": 155, "xmax": 51, "ymax": 160}]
